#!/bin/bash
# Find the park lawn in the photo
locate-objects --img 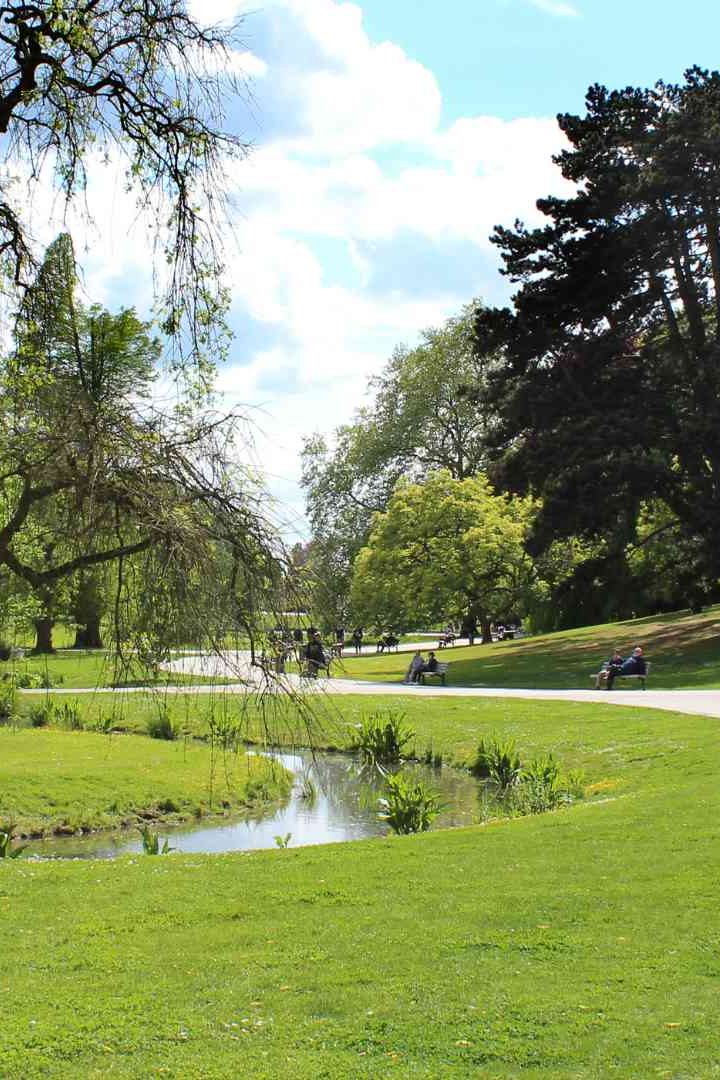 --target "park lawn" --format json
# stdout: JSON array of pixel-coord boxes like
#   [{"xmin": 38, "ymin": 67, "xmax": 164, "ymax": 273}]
[
  {"xmin": 0, "ymin": 728, "xmax": 291, "ymax": 836},
  {"xmin": 337, "ymin": 604, "xmax": 720, "ymax": 689},
  {"xmin": 2, "ymin": 649, "xmax": 238, "ymax": 689},
  {"xmin": 0, "ymin": 698, "xmax": 718, "ymax": 1077},
  {"xmin": 14, "ymin": 686, "xmax": 709, "ymax": 785}
]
